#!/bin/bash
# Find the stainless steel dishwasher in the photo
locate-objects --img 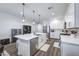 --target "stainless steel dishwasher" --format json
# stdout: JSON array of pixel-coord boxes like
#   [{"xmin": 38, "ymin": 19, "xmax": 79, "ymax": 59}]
[{"xmin": 30, "ymin": 37, "xmax": 38, "ymax": 56}]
